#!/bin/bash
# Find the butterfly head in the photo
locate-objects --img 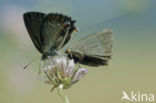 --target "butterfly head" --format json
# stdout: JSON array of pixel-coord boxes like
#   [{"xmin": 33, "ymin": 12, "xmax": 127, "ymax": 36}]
[
  {"xmin": 65, "ymin": 48, "xmax": 73, "ymax": 58},
  {"xmin": 65, "ymin": 48, "xmax": 71, "ymax": 54}
]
